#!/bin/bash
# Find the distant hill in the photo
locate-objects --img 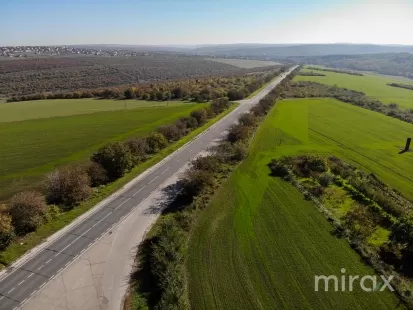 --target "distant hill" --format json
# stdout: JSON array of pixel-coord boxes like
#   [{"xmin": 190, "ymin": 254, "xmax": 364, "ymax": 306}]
[
  {"xmin": 191, "ymin": 44, "xmax": 413, "ymax": 57},
  {"xmin": 289, "ymin": 53, "xmax": 413, "ymax": 79}
]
